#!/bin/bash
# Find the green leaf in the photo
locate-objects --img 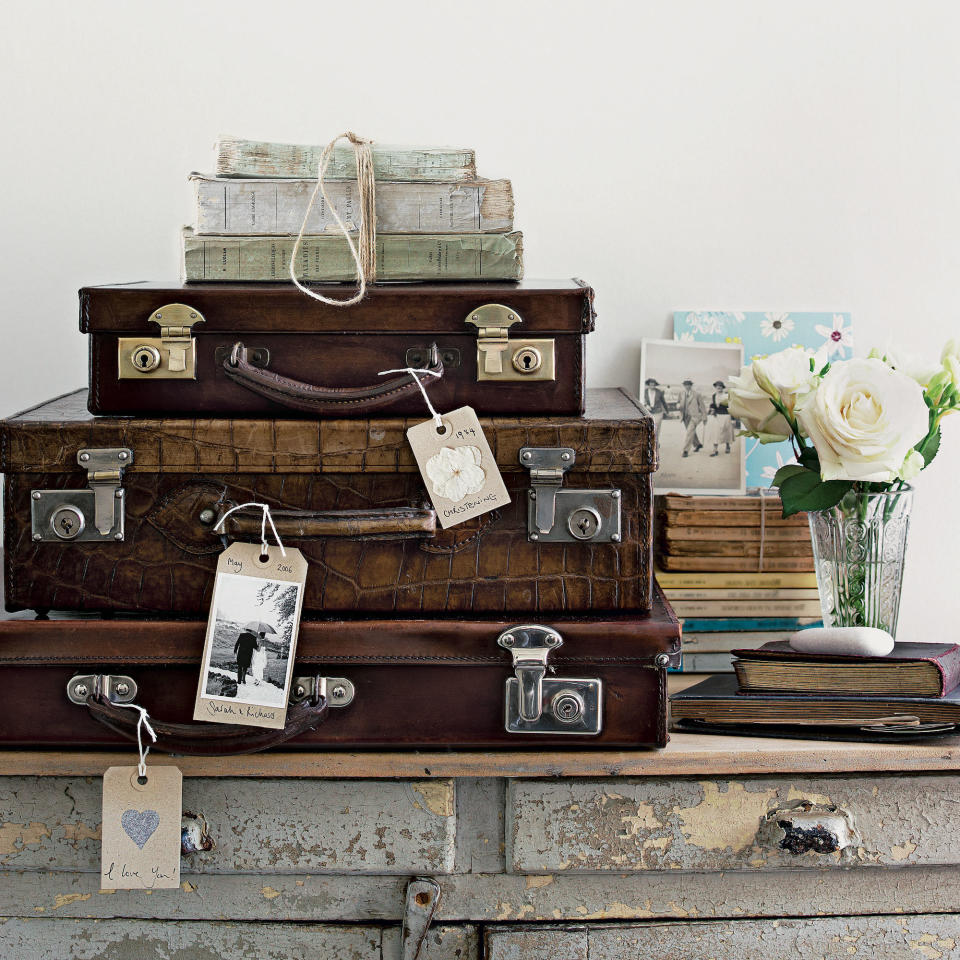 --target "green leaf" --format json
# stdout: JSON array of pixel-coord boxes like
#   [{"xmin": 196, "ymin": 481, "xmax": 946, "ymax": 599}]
[
  {"xmin": 778, "ymin": 470, "xmax": 852, "ymax": 517},
  {"xmin": 797, "ymin": 447, "xmax": 821, "ymax": 472},
  {"xmin": 915, "ymin": 428, "xmax": 941, "ymax": 469},
  {"xmin": 771, "ymin": 464, "xmax": 806, "ymax": 487}
]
